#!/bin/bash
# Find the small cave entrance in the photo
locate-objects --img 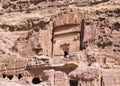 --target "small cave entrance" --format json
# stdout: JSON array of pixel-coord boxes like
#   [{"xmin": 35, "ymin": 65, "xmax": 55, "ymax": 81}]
[
  {"xmin": 60, "ymin": 43, "xmax": 70, "ymax": 57},
  {"xmin": 7, "ymin": 75, "xmax": 13, "ymax": 80},
  {"xmin": 32, "ymin": 47, "xmax": 42, "ymax": 55},
  {"xmin": 64, "ymin": 51, "xmax": 68, "ymax": 57},
  {"xmin": 32, "ymin": 77, "xmax": 41, "ymax": 84},
  {"xmin": 2, "ymin": 74, "xmax": 6, "ymax": 78},
  {"xmin": 18, "ymin": 74, "xmax": 22, "ymax": 80},
  {"xmin": 70, "ymin": 80, "xmax": 78, "ymax": 86}
]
